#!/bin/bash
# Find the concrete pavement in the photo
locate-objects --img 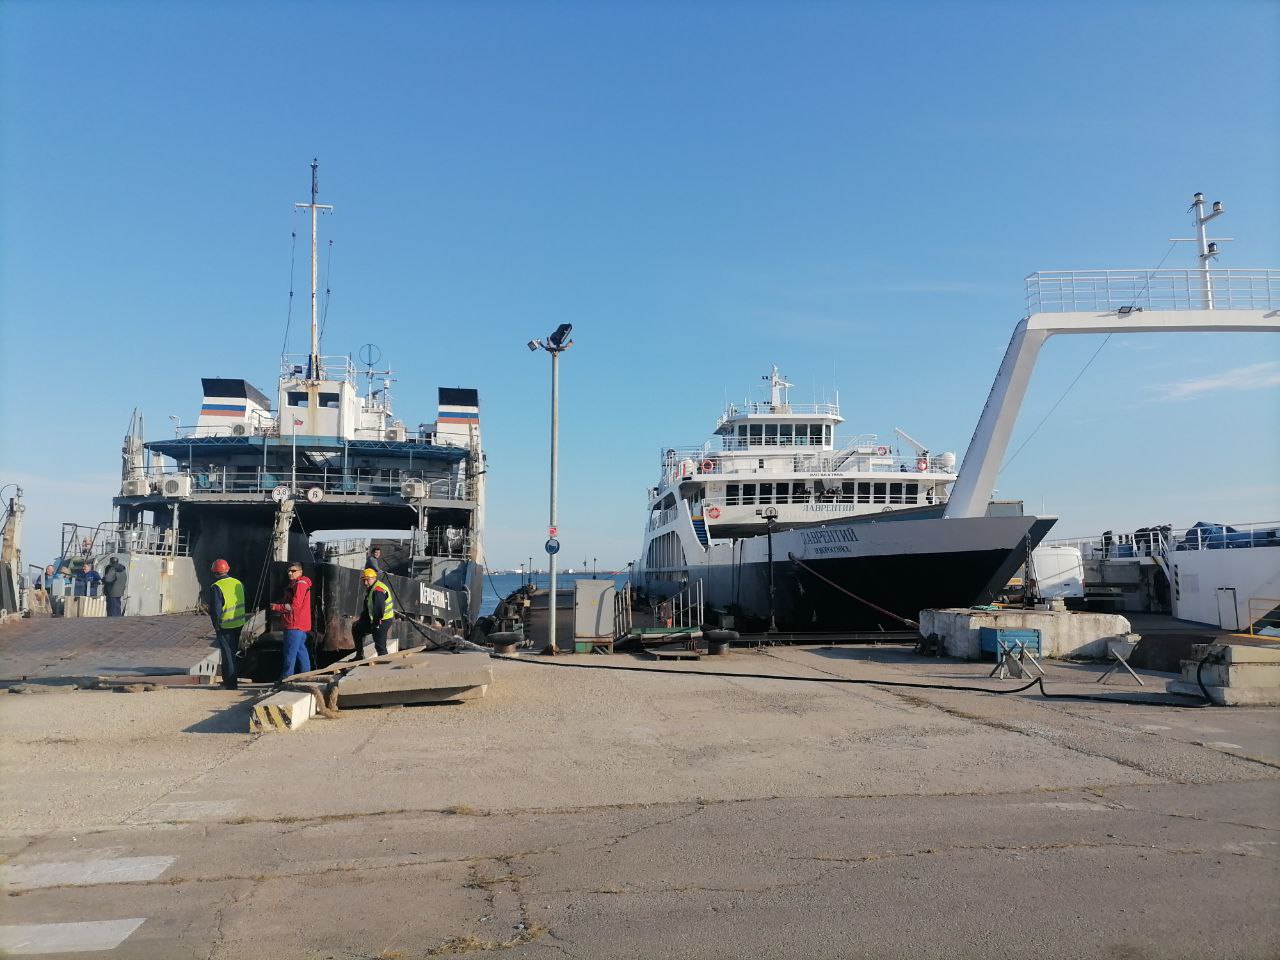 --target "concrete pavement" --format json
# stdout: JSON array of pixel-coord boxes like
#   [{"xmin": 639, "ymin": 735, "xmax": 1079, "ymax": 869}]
[{"xmin": 1, "ymin": 644, "xmax": 1277, "ymax": 958}]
